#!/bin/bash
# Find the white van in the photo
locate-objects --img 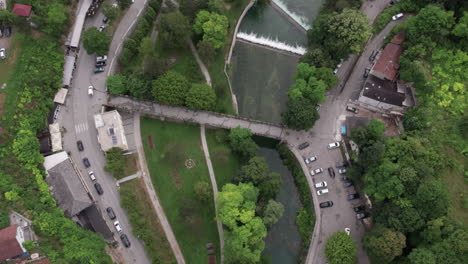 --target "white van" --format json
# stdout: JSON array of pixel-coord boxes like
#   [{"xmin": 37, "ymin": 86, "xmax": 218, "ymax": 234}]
[
  {"xmin": 114, "ymin": 221, "xmax": 122, "ymax": 233},
  {"xmin": 88, "ymin": 86, "xmax": 94, "ymax": 96},
  {"xmin": 88, "ymin": 171, "xmax": 96, "ymax": 181}
]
